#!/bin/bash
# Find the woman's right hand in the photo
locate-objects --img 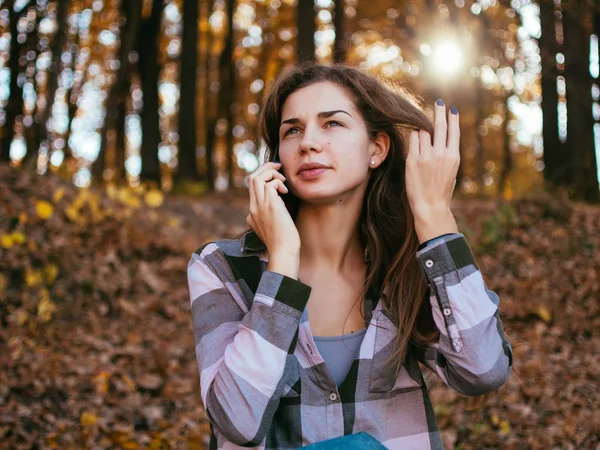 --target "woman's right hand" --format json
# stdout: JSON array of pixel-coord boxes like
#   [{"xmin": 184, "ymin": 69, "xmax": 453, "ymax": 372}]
[{"xmin": 246, "ymin": 162, "xmax": 301, "ymax": 277}]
